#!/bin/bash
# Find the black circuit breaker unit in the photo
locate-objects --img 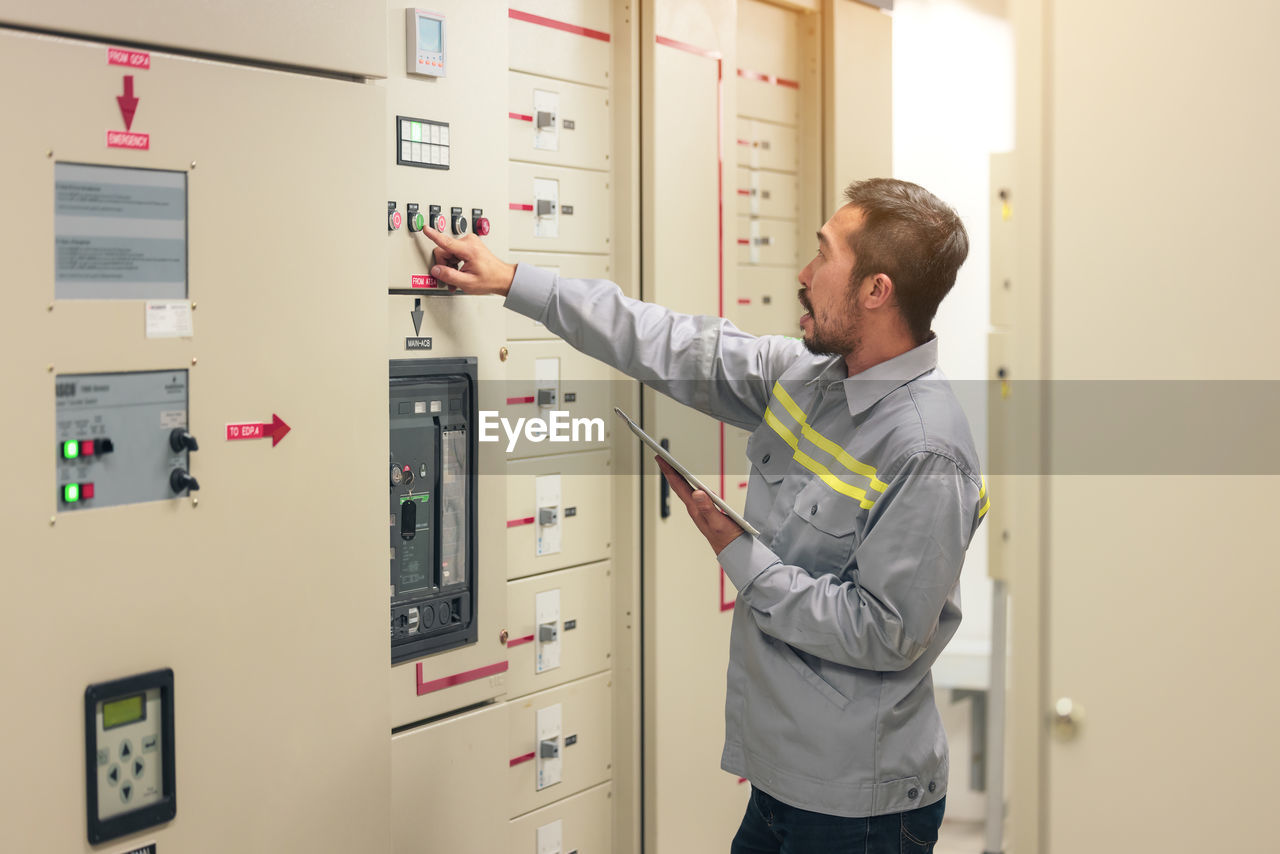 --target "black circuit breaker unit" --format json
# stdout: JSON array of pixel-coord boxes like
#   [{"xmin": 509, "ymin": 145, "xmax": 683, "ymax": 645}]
[{"xmin": 389, "ymin": 358, "xmax": 478, "ymax": 663}]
